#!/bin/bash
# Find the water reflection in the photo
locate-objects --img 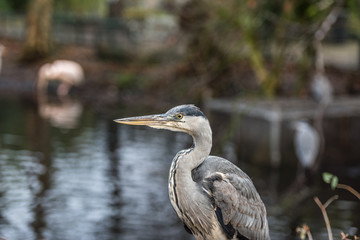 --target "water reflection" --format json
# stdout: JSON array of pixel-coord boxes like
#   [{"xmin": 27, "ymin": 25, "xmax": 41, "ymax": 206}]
[
  {"xmin": 104, "ymin": 120, "xmax": 122, "ymax": 238},
  {"xmin": 38, "ymin": 96, "xmax": 83, "ymax": 129},
  {"xmin": 0, "ymin": 97, "xmax": 359, "ymax": 240},
  {"xmin": 25, "ymin": 100, "xmax": 52, "ymax": 240}
]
